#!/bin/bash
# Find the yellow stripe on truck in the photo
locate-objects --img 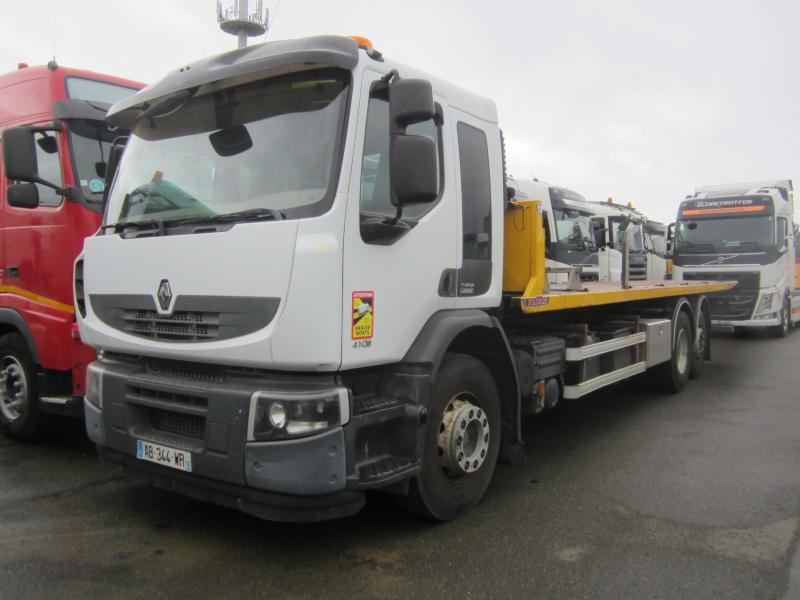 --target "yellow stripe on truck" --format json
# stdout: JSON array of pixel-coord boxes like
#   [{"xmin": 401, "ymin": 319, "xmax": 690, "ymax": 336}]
[{"xmin": 0, "ymin": 285, "xmax": 74, "ymax": 314}]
